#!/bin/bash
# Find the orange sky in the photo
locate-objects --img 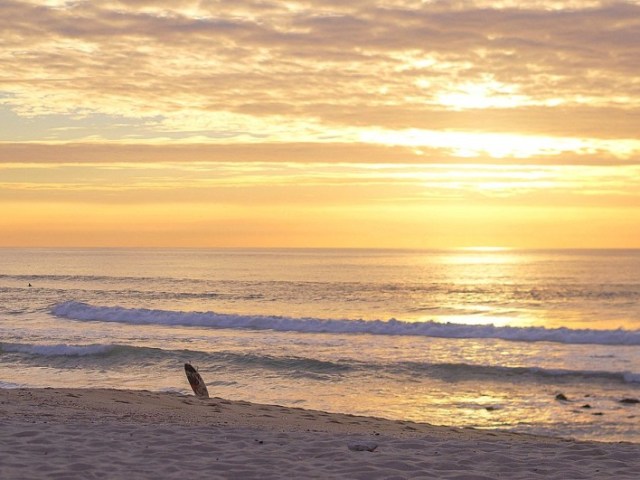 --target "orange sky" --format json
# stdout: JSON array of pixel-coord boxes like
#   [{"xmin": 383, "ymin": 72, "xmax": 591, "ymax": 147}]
[{"xmin": 1, "ymin": 1, "xmax": 639, "ymax": 248}]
